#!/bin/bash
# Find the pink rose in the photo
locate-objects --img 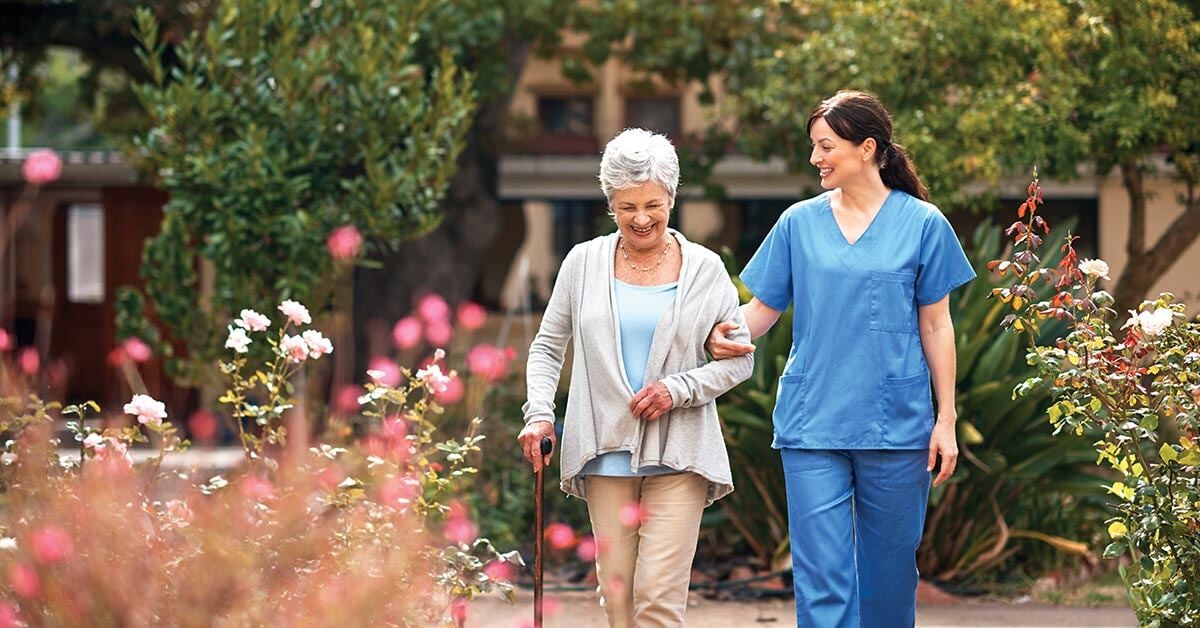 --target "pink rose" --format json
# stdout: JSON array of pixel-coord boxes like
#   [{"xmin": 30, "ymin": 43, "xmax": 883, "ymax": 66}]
[
  {"xmin": 466, "ymin": 344, "xmax": 509, "ymax": 382},
  {"xmin": 316, "ymin": 465, "xmax": 346, "ymax": 490},
  {"xmin": 378, "ymin": 475, "xmax": 423, "ymax": 510},
  {"xmin": 415, "ymin": 363, "xmax": 452, "ymax": 394},
  {"xmin": 239, "ymin": 476, "xmax": 274, "ymax": 500},
  {"xmin": 187, "ymin": 409, "xmax": 220, "ymax": 443},
  {"xmin": 121, "ymin": 338, "xmax": 152, "ymax": 363},
  {"xmin": 367, "ymin": 357, "xmax": 402, "ymax": 387},
  {"xmin": 225, "ymin": 326, "xmax": 252, "ymax": 353},
  {"xmin": 280, "ymin": 334, "xmax": 310, "ymax": 363},
  {"xmin": 30, "ymin": 525, "xmax": 72, "ymax": 565},
  {"xmin": 21, "ymin": 149, "xmax": 62, "ymax": 186},
  {"xmin": 618, "ymin": 502, "xmax": 645, "ymax": 527},
  {"xmin": 7, "ymin": 563, "xmax": 39, "ymax": 599},
  {"xmin": 301, "ymin": 329, "xmax": 333, "ymax": 359},
  {"xmin": 483, "ymin": 560, "xmax": 513, "ymax": 582},
  {"xmin": 433, "ymin": 373, "xmax": 464, "ymax": 404},
  {"xmin": 0, "ymin": 328, "xmax": 11, "ymax": 352},
  {"xmin": 123, "ymin": 394, "xmax": 167, "ymax": 426},
  {"xmin": 17, "ymin": 347, "xmax": 39, "ymax": 375},
  {"xmin": 0, "ymin": 602, "xmax": 19, "ymax": 628},
  {"xmin": 416, "ymin": 294, "xmax": 450, "ymax": 324},
  {"xmin": 425, "ymin": 320, "xmax": 452, "ymax": 346},
  {"xmin": 327, "ymin": 225, "xmax": 363, "ymax": 261},
  {"xmin": 545, "ymin": 522, "xmax": 576, "ymax": 550},
  {"xmin": 457, "ymin": 302, "xmax": 487, "ymax": 331},
  {"xmin": 236, "ymin": 309, "xmax": 271, "ymax": 332},
  {"xmin": 333, "ymin": 384, "xmax": 363, "ymax": 414},
  {"xmin": 278, "ymin": 299, "xmax": 312, "ymax": 325},
  {"xmin": 576, "ymin": 535, "xmax": 598, "ymax": 562},
  {"xmin": 444, "ymin": 516, "xmax": 478, "ymax": 545},
  {"xmin": 392, "ymin": 316, "xmax": 422, "ymax": 350}
]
